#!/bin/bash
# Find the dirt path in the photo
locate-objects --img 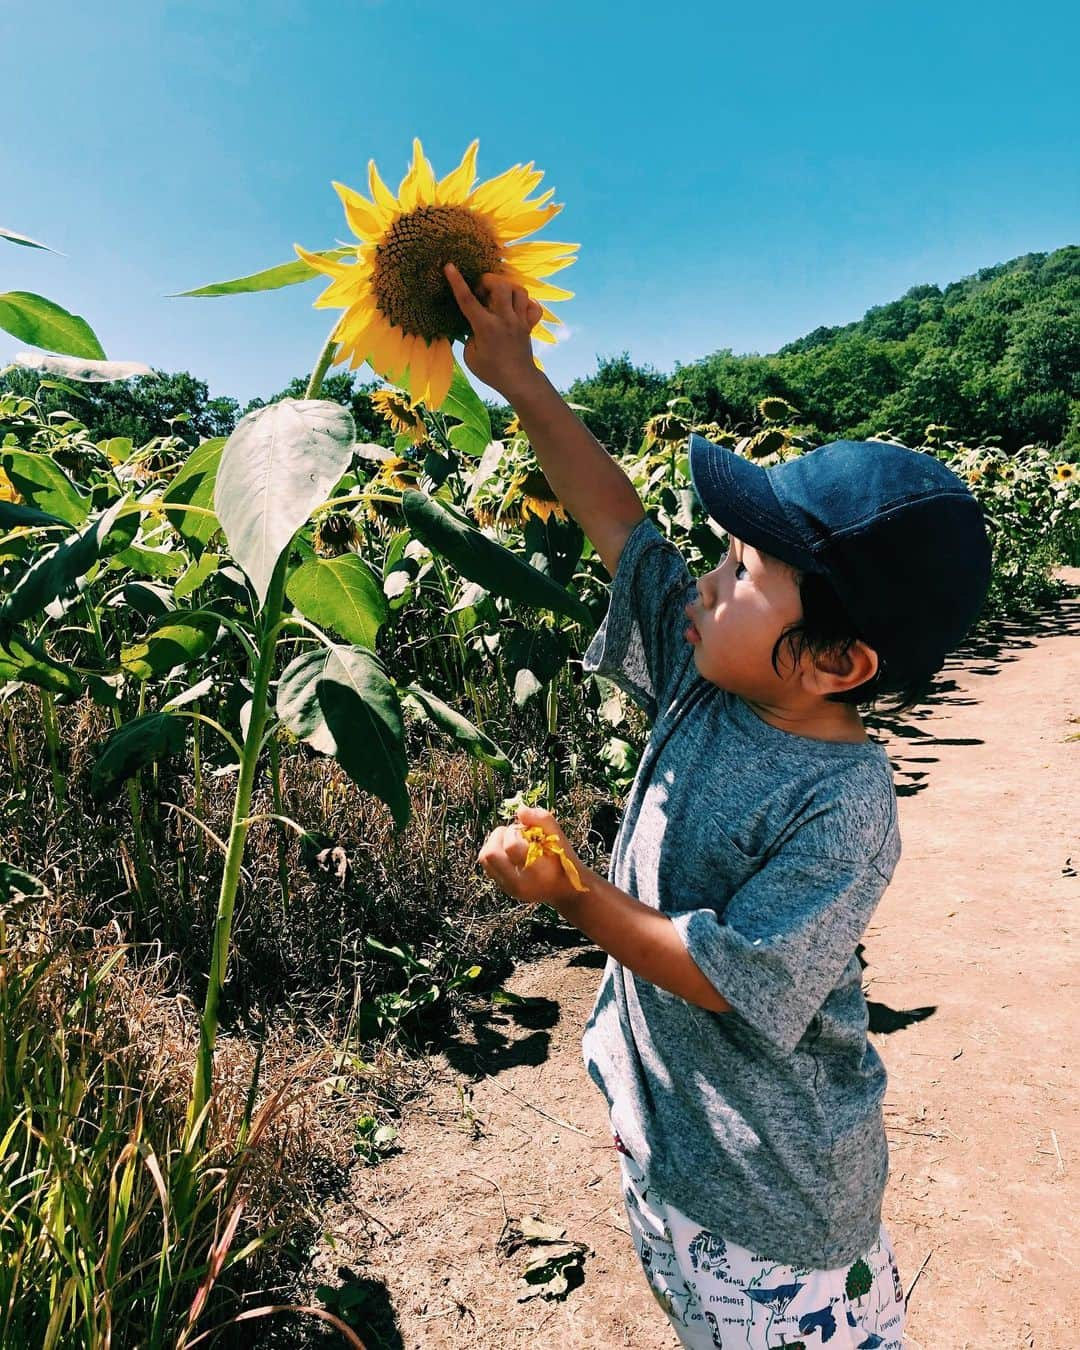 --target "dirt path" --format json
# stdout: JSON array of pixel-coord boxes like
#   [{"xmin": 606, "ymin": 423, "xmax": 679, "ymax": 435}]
[{"xmin": 315, "ymin": 575, "xmax": 1078, "ymax": 1350}]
